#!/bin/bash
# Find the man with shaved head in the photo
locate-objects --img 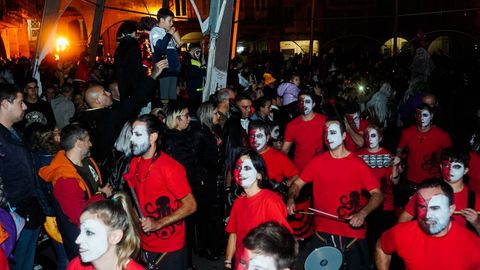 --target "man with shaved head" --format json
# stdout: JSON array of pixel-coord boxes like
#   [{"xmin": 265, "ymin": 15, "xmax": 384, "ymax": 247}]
[{"xmin": 76, "ymin": 60, "xmax": 167, "ymax": 165}]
